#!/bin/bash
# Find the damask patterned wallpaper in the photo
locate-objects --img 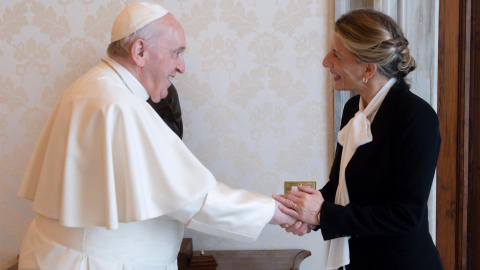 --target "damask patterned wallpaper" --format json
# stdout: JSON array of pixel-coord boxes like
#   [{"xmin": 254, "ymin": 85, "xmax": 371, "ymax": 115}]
[{"xmin": 0, "ymin": 0, "xmax": 334, "ymax": 269}]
